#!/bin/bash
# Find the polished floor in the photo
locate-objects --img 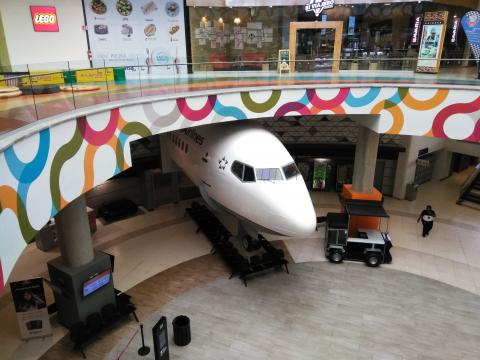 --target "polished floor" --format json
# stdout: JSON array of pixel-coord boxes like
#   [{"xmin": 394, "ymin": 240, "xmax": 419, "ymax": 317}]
[
  {"xmin": 0, "ymin": 167, "xmax": 479, "ymax": 359},
  {"xmin": 107, "ymin": 262, "xmax": 480, "ymax": 360}
]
